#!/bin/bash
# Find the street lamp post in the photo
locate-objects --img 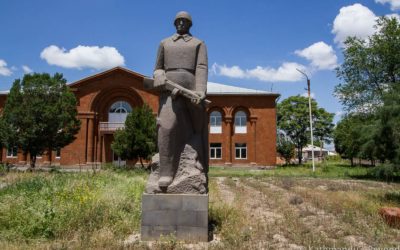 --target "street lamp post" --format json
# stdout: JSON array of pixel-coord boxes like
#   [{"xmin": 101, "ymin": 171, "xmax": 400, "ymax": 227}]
[{"xmin": 296, "ymin": 69, "xmax": 315, "ymax": 172}]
